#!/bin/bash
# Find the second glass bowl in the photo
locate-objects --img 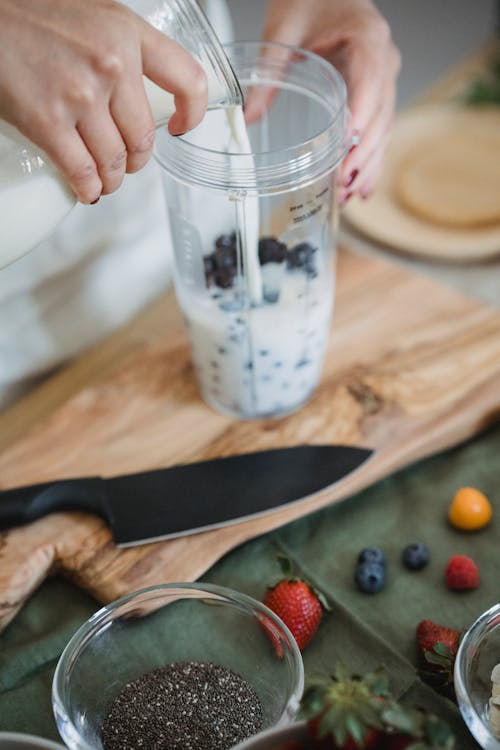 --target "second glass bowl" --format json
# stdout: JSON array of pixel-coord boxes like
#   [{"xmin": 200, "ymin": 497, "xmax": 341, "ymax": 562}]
[{"xmin": 455, "ymin": 603, "xmax": 500, "ymax": 750}]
